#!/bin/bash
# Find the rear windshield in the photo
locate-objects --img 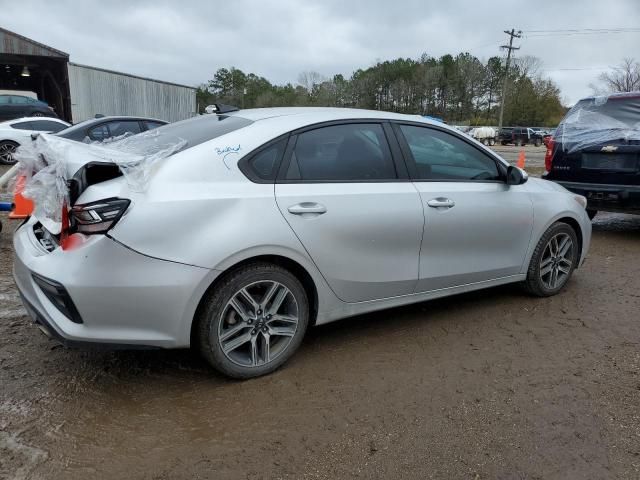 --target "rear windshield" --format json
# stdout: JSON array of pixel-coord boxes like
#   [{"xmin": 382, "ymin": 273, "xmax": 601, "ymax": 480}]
[
  {"xmin": 117, "ymin": 114, "xmax": 253, "ymax": 154},
  {"xmin": 561, "ymin": 95, "xmax": 640, "ymax": 129}
]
